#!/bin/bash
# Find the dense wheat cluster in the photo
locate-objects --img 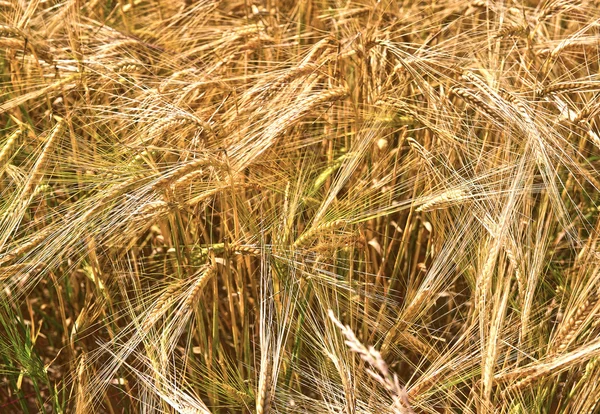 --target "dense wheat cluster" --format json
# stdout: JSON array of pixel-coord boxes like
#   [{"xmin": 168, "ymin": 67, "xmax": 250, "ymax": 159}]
[{"xmin": 2, "ymin": 0, "xmax": 600, "ymax": 412}]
